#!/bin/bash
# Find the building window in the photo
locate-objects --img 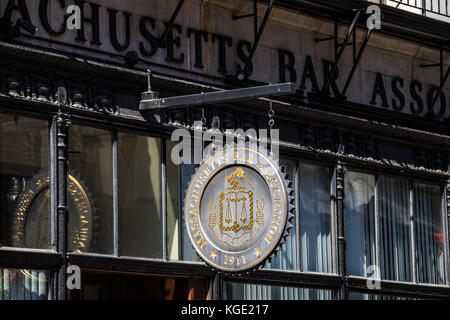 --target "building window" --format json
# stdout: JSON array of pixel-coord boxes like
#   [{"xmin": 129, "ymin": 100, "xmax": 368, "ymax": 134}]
[
  {"xmin": 414, "ymin": 183, "xmax": 445, "ymax": 284},
  {"xmin": 348, "ymin": 291, "xmax": 417, "ymax": 301},
  {"xmin": 118, "ymin": 133, "xmax": 162, "ymax": 258},
  {"xmin": 0, "ymin": 115, "xmax": 49, "ymax": 249},
  {"xmin": 223, "ymin": 281, "xmax": 333, "ymax": 300},
  {"xmin": 0, "ymin": 268, "xmax": 51, "ymax": 300},
  {"xmin": 299, "ymin": 163, "xmax": 333, "ymax": 273},
  {"xmin": 166, "ymin": 141, "xmax": 181, "ymax": 261},
  {"xmin": 345, "ymin": 171, "xmax": 376, "ymax": 277},
  {"xmin": 266, "ymin": 159, "xmax": 298, "ymax": 271},
  {"xmin": 345, "ymin": 171, "xmax": 446, "ymax": 284},
  {"xmin": 69, "ymin": 125, "xmax": 113, "ymax": 254},
  {"xmin": 166, "ymin": 141, "xmax": 201, "ymax": 262},
  {"xmin": 378, "ymin": 176, "xmax": 412, "ymax": 282},
  {"xmin": 73, "ymin": 270, "xmax": 209, "ymax": 300}
]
